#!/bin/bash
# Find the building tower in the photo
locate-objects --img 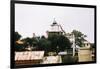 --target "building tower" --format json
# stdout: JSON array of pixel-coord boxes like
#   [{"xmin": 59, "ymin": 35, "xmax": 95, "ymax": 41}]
[
  {"xmin": 47, "ymin": 18, "xmax": 76, "ymax": 56},
  {"xmin": 47, "ymin": 18, "xmax": 63, "ymax": 37}
]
